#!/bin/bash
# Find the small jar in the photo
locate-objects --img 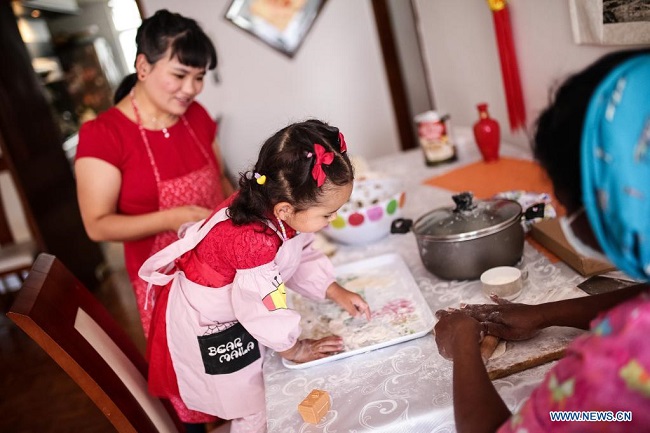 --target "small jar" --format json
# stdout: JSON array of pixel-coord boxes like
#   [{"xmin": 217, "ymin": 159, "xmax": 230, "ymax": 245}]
[{"xmin": 414, "ymin": 111, "xmax": 457, "ymax": 166}]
